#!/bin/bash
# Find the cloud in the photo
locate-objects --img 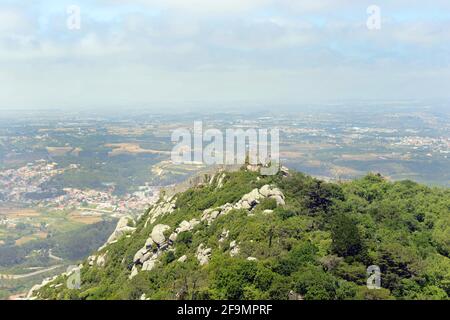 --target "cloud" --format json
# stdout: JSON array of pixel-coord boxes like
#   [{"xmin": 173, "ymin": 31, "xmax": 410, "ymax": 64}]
[
  {"xmin": 0, "ymin": 0, "xmax": 449, "ymax": 109},
  {"xmin": 0, "ymin": 7, "xmax": 31, "ymax": 34},
  {"xmin": 105, "ymin": 0, "xmax": 272, "ymax": 15},
  {"xmin": 392, "ymin": 22, "xmax": 450, "ymax": 47}
]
